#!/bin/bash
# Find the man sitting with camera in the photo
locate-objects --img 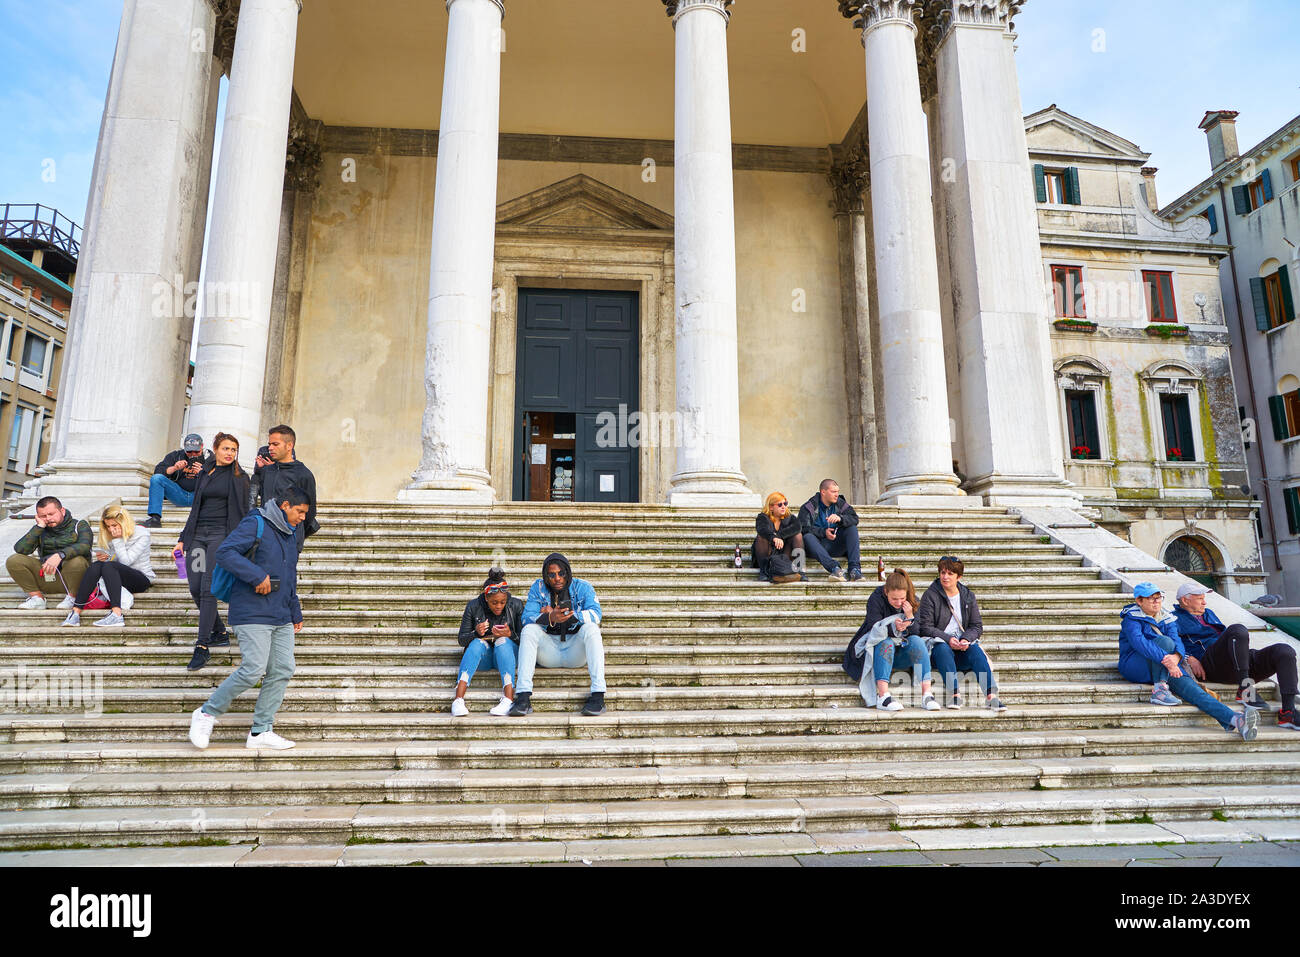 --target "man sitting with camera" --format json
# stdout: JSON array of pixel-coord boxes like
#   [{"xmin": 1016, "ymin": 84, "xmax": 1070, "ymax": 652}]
[{"xmin": 510, "ymin": 551, "xmax": 607, "ymax": 717}]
